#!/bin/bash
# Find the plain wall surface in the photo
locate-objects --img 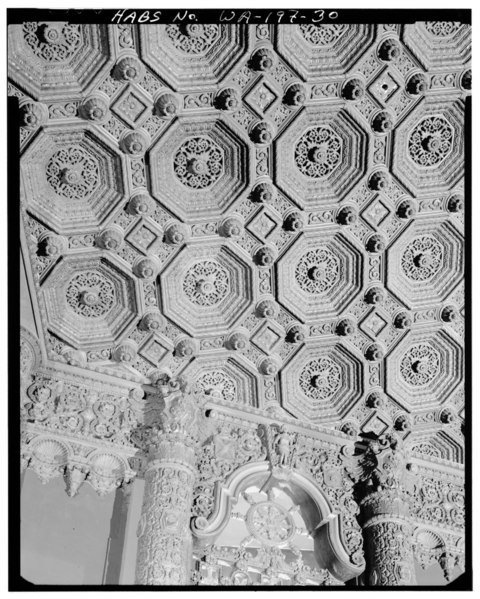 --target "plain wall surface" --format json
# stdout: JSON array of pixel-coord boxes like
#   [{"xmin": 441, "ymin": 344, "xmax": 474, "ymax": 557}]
[{"xmin": 21, "ymin": 469, "xmax": 115, "ymax": 585}]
